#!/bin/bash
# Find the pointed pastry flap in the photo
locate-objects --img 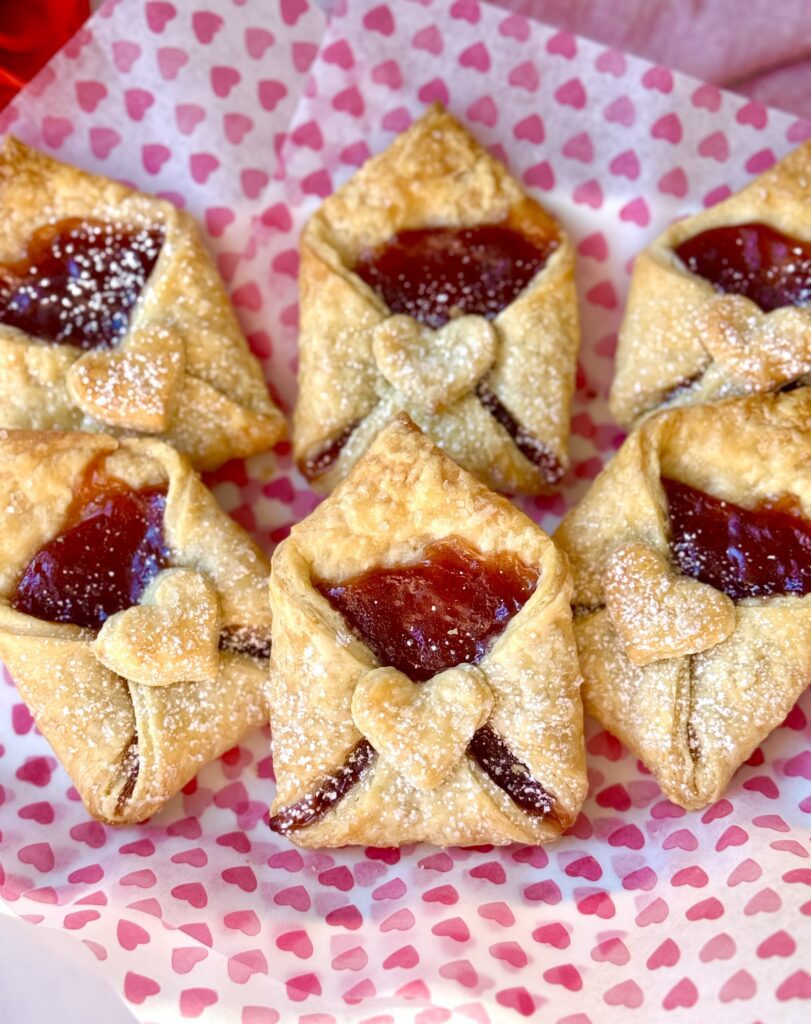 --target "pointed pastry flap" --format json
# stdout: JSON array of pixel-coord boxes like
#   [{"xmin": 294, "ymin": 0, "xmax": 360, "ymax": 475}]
[
  {"xmin": 575, "ymin": 609, "xmax": 698, "ymax": 807},
  {"xmin": 0, "ymin": 631, "xmax": 138, "ymax": 823},
  {"xmin": 689, "ymin": 601, "xmax": 811, "ymax": 805}
]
